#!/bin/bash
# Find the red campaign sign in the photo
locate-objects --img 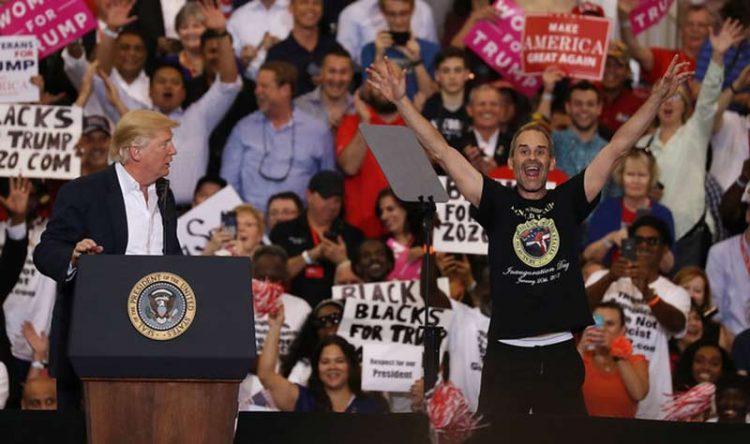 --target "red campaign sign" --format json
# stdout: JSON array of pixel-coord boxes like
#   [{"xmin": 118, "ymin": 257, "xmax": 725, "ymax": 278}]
[
  {"xmin": 0, "ymin": 0, "xmax": 97, "ymax": 59},
  {"xmin": 521, "ymin": 14, "xmax": 611, "ymax": 81}
]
